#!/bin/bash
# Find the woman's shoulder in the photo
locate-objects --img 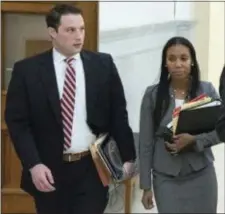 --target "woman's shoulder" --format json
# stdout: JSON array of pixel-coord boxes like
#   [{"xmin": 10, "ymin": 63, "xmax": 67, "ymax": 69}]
[
  {"xmin": 199, "ymin": 80, "xmax": 214, "ymax": 87},
  {"xmin": 198, "ymin": 81, "xmax": 219, "ymax": 98},
  {"xmin": 141, "ymin": 84, "xmax": 159, "ymax": 107},
  {"xmin": 144, "ymin": 84, "xmax": 159, "ymax": 96},
  {"xmin": 199, "ymin": 81, "xmax": 215, "ymax": 91}
]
